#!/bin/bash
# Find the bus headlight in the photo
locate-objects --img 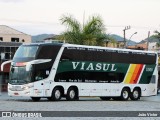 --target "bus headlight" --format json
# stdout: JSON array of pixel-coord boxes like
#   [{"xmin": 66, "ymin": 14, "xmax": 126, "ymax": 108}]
[
  {"xmin": 8, "ymin": 84, "xmax": 12, "ymax": 90},
  {"xmin": 23, "ymin": 86, "xmax": 29, "ymax": 90},
  {"xmin": 23, "ymin": 84, "xmax": 34, "ymax": 90}
]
